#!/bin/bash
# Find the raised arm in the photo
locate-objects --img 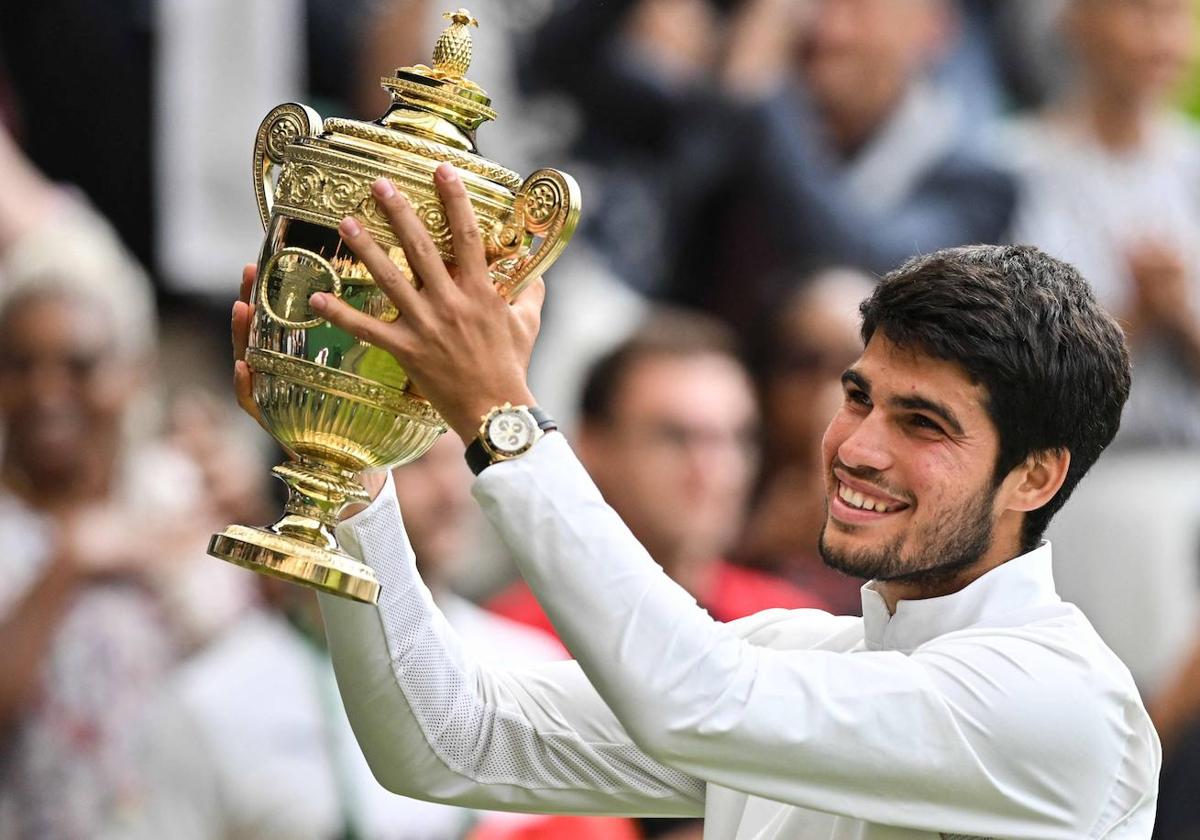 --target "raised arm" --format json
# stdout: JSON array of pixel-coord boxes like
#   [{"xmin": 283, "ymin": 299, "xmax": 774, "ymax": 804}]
[
  {"xmin": 471, "ymin": 435, "xmax": 1156, "ymax": 839},
  {"xmin": 317, "ymin": 474, "xmax": 705, "ymax": 817}
]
